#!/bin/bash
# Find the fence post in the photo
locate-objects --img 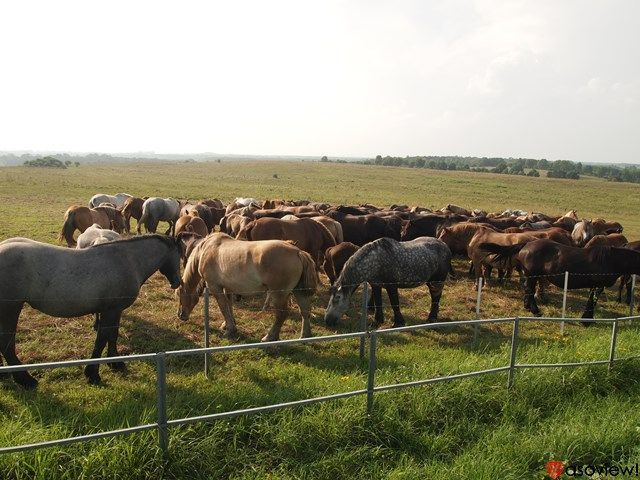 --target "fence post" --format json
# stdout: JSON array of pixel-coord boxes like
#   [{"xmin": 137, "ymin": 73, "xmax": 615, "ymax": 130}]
[
  {"xmin": 474, "ymin": 277, "xmax": 483, "ymax": 344},
  {"xmin": 507, "ymin": 317, "xmax": 520, "ymax": 388},
  {"xmin": 630, "ymin": 274, "xmax": 636, "ymax": 318},
  {"xmin": 156, "ymin": 352, "xmax": 169, "ymax": 457},
  {"xmin": 366, "ymin": 330, "xmax": 377, "ymax": 415},
  {"xmin": 204, "ymin": 287, "xmax": 210, "ymax": 378},
  {"xmin": 608, "ymin": 319, "xmax": 619, "ymax": 372},
  {"xmin": 561, "ymin": 271, "xmax": 569, "ymax": 336},
  {"xmin": 360, "ymin": 283, "xmax": 369, "ymax": 360}
]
